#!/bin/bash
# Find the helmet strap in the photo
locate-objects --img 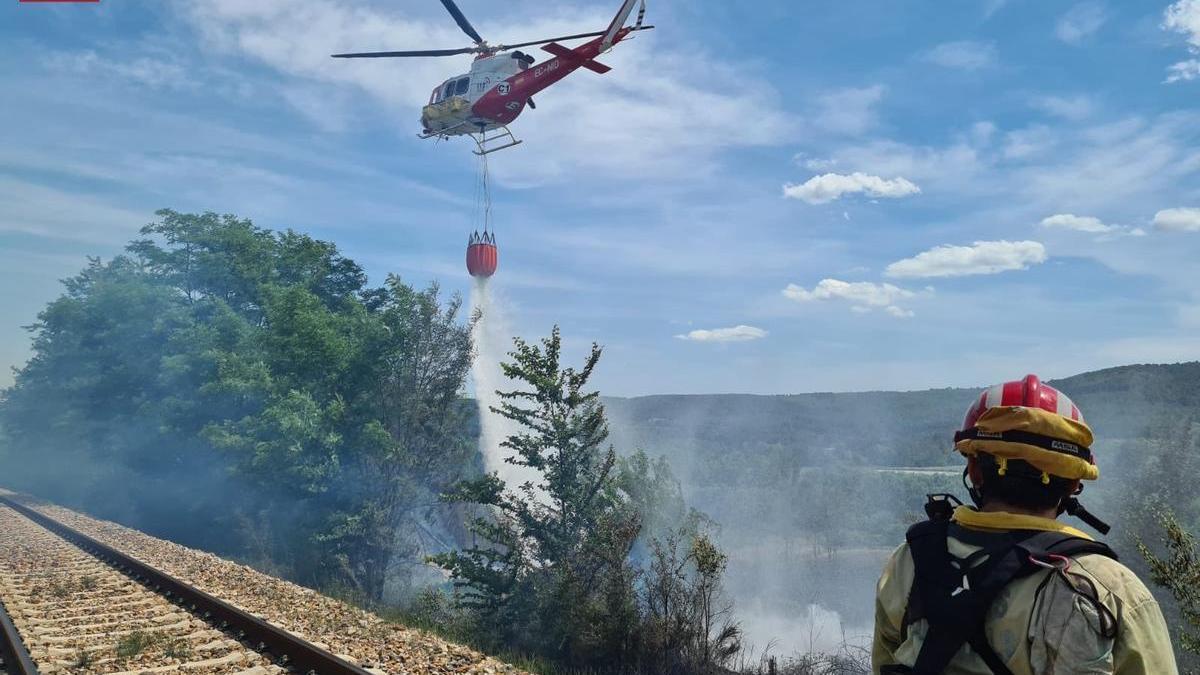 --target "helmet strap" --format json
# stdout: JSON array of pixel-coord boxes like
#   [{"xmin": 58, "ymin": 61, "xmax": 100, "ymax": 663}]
[
  {"xmin": 962, "ymin": 467, "xmax": 984, "ymax": 508},
  {"xmin": 1062, "ymin": 497, "xmax": 1112, "ymax": 535}
]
